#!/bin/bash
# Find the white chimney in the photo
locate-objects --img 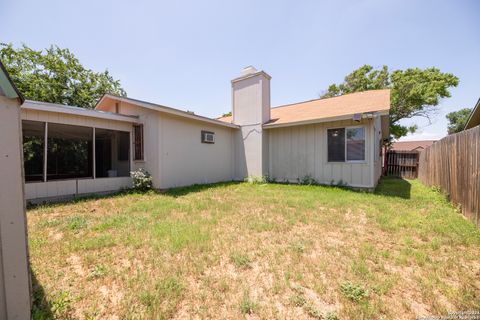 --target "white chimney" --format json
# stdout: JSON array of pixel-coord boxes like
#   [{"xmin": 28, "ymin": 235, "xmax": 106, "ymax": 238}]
[
  {"xmin": 231, "ymin": 66, "xmax": 271, "ymax": 179},
  {"xmin": 231, "ymin": 66, "xmax": 271, "ymax": 126}
]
